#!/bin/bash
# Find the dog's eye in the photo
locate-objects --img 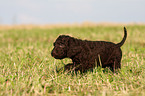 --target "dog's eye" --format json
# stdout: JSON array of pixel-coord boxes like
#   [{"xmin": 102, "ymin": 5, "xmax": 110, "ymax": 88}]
[{"xmin": 59, "ymin": 44, "xmax": 65, "ymax": 48}]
